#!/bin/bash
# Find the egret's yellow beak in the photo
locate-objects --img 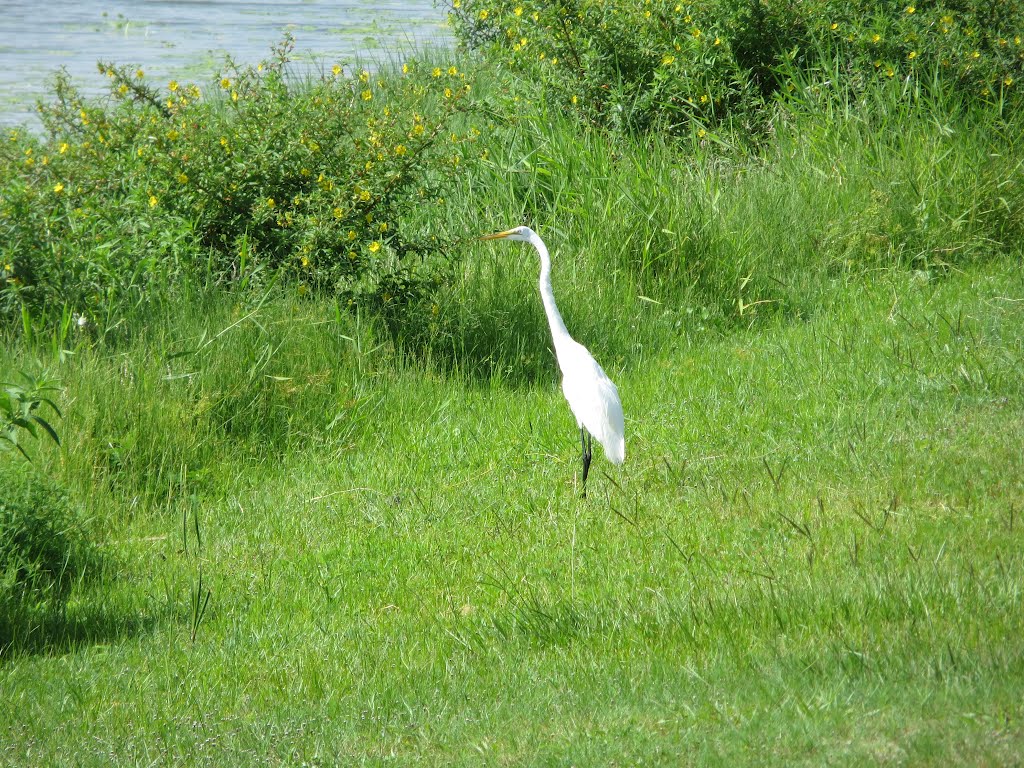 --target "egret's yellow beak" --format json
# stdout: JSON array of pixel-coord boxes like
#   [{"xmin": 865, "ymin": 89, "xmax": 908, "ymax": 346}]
[{"xmin": 480, "ymin": 230, "xmax": 514, "ymax": 241}]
